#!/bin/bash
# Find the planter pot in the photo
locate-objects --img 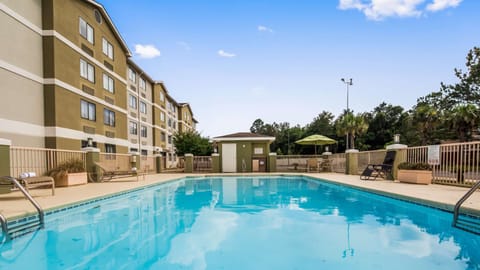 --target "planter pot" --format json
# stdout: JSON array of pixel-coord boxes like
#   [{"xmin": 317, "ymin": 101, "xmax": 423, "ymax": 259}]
[
  {"xmin": 55, "ymin": 172, "xmax": 88, "ymax": 187},
  {"xmin": 397, "ymin": 170, "xmax": 432, "ymax": 185}
]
